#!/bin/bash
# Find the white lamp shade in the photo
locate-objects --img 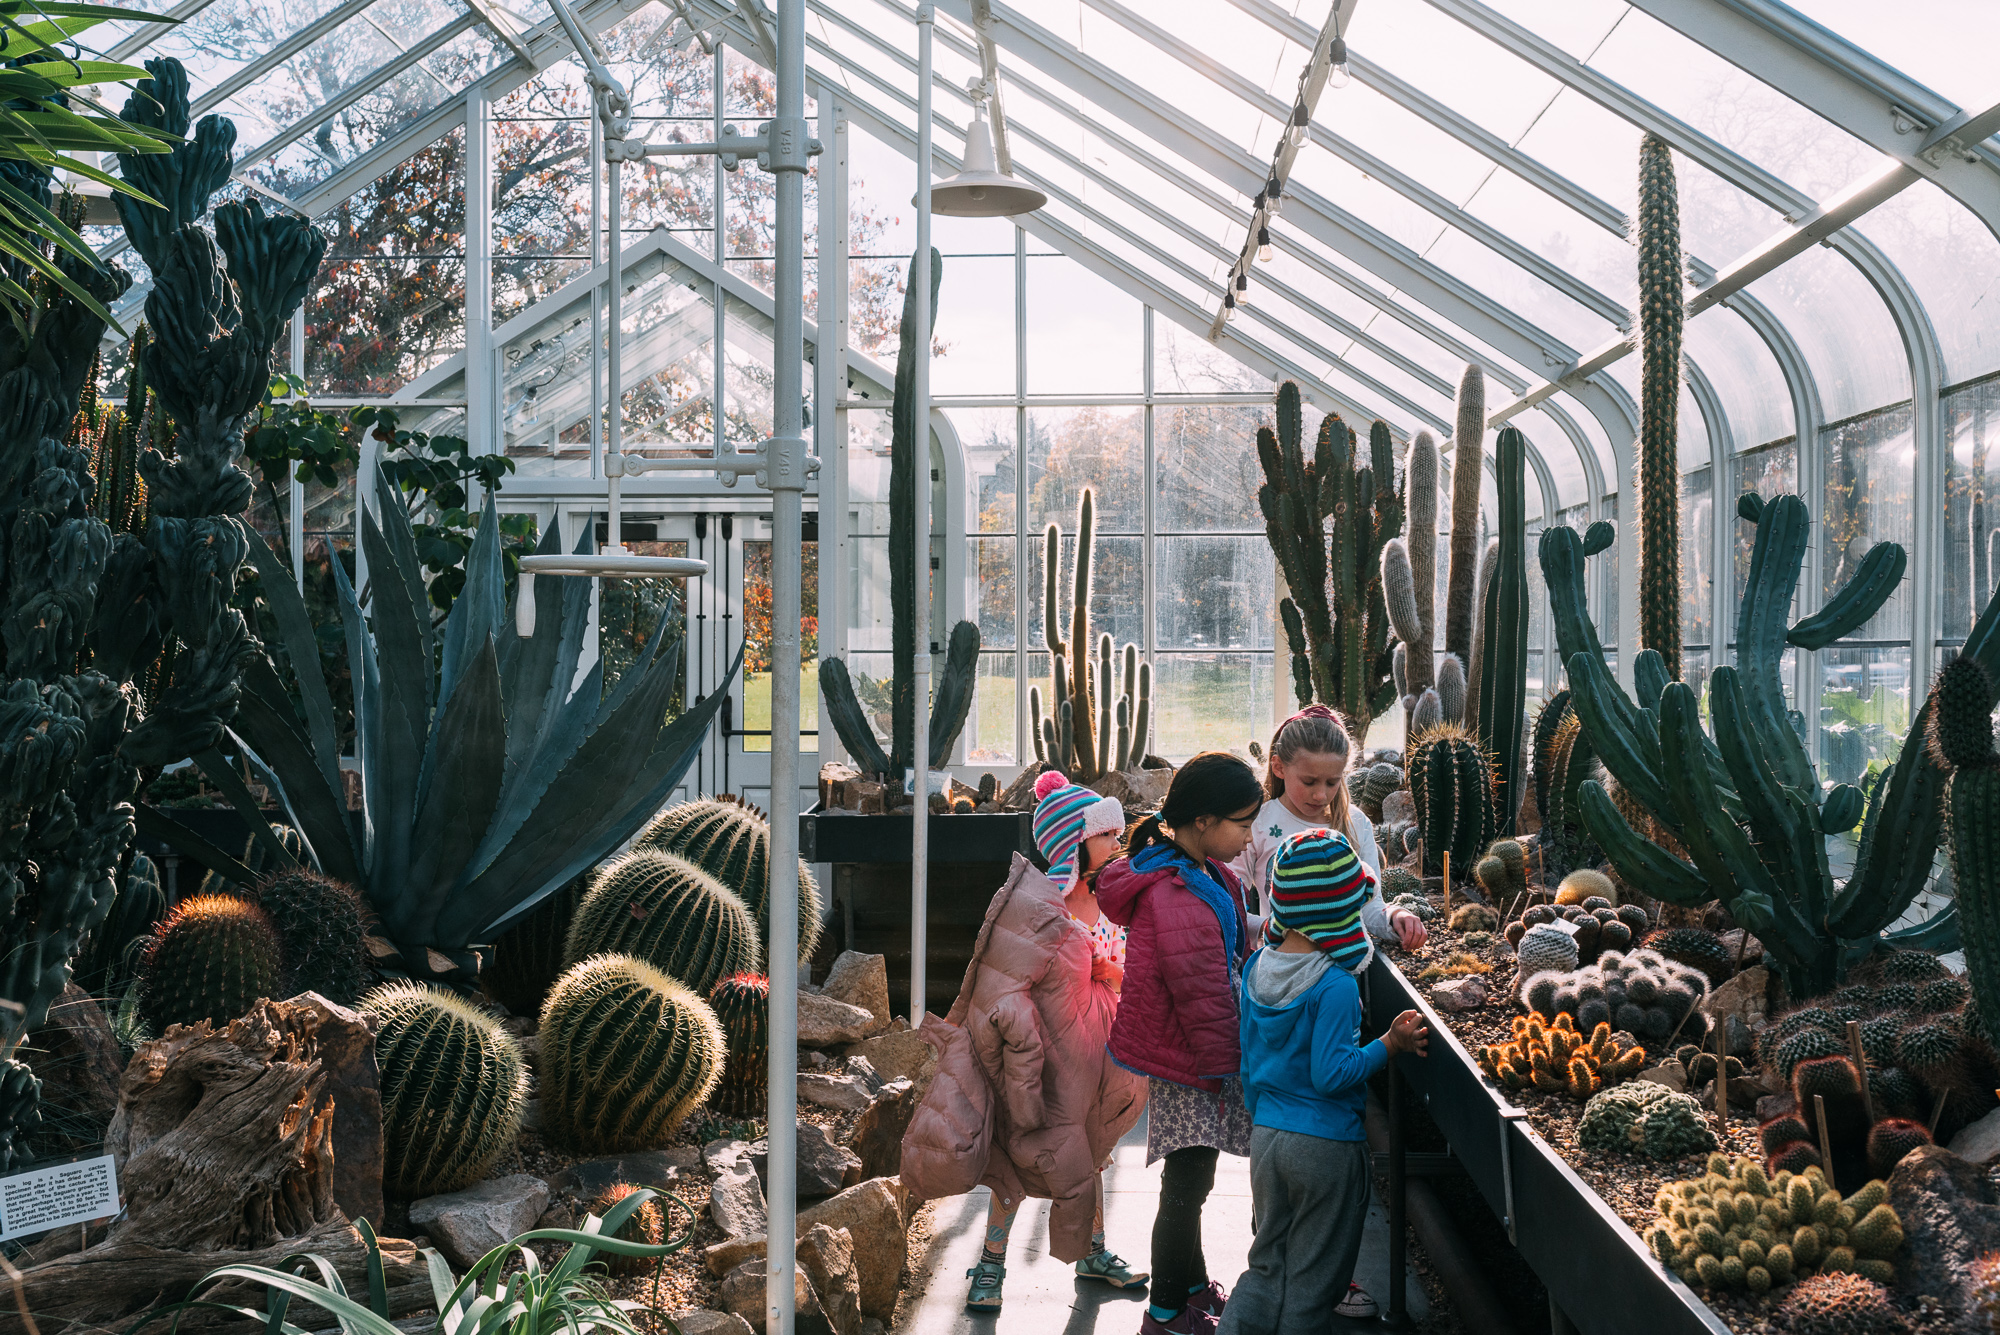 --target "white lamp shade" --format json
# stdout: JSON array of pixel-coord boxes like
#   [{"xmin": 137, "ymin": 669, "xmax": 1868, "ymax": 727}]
[{"xmin": 917, "ymin": 105, "xmax": 1047, "ymax": 218}]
